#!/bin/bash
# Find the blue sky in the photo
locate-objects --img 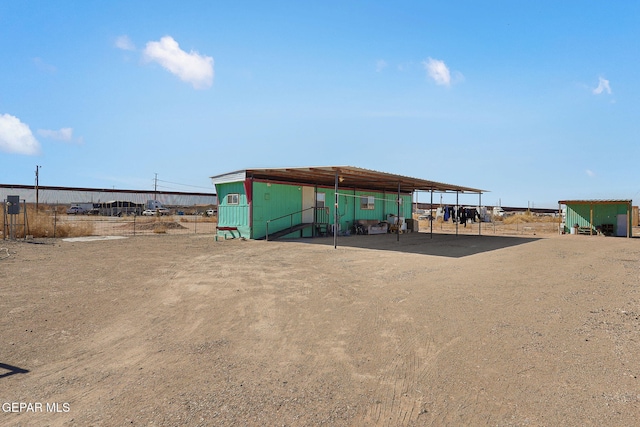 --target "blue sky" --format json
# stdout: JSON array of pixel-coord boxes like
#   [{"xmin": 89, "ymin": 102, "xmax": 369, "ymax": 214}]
[{"xmin": 1, "ymin": 1, "xmax": 638, "ymax": 207}]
